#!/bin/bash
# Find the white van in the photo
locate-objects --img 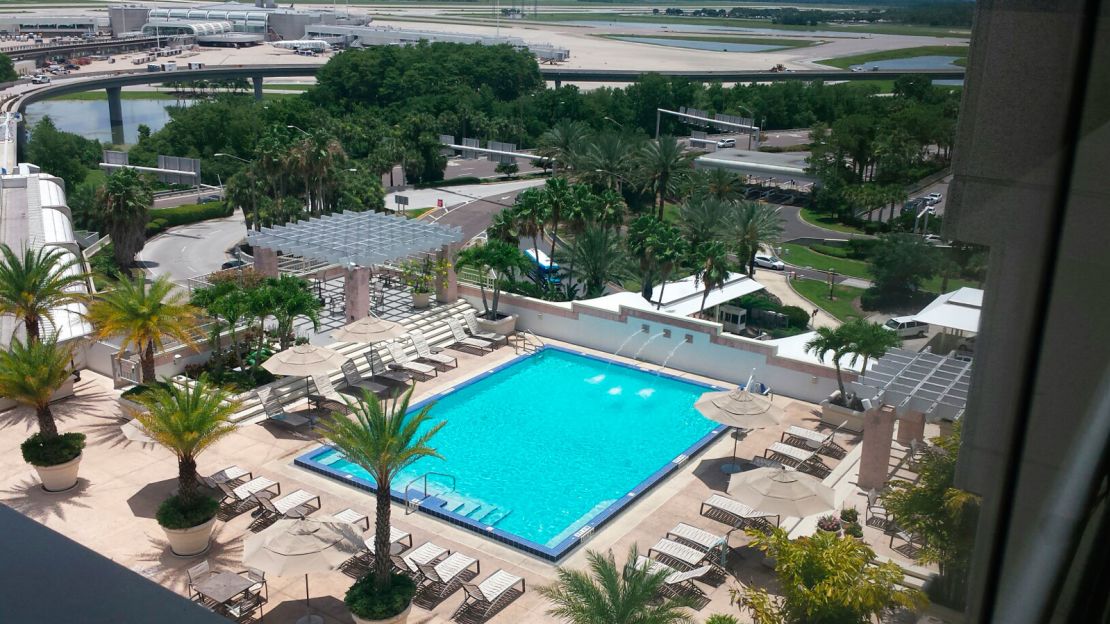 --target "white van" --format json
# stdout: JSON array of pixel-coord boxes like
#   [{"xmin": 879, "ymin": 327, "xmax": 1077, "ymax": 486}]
[
  {"xmin": 883, "ymin": 316, "xmax": 929, "ymax": 338},
  {"xmin": 716, "ymin": 138, "xmax": 736, "ymax": 148}
]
